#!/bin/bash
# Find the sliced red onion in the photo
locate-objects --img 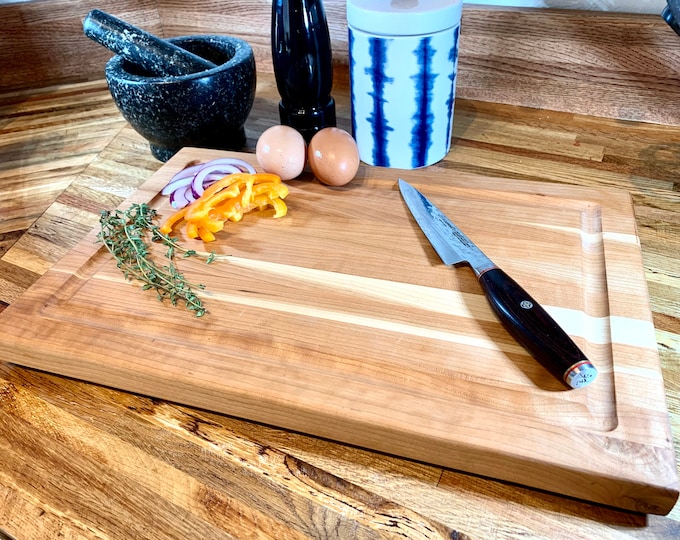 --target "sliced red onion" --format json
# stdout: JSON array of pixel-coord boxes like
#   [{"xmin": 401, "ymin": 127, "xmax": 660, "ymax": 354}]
[
  {"xmin": 169, "ymin": 185, "xmax": 193, "ymax": 208},
  {"xmin": 193, "ymin": 158, "xmax": 256, "ymax": 174},
  {"xmin": 168, "ymin": 190, "xmax": 181, "ymax": 208},
  {"xmin": 161, "ymin": 163, "xmax": 206, "ymax": 195},
  {"xmin": 161, "ymin": 157, "xmax": 257, "ymax": 208},
  {"xmin": 161, "ymin": 175, "xmax": 194, "ymax": 196}
]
